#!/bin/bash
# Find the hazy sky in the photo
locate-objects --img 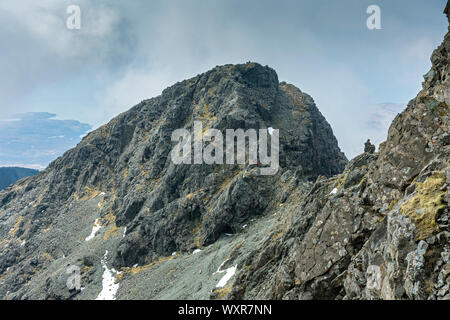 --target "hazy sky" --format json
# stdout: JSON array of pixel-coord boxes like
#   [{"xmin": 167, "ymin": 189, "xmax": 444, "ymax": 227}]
[{"xmin": 0, "ymin": 0, "xmax": 448, "ymax": 161}]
